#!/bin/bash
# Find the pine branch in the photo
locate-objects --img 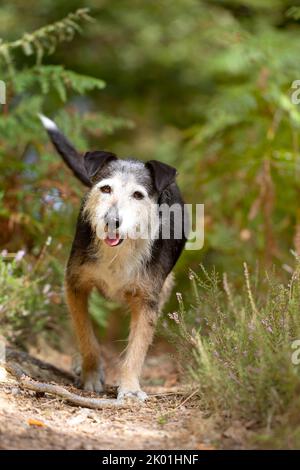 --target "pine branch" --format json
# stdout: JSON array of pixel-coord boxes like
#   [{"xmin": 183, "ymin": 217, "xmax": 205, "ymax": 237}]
[{"xmin": 0, "ymin": 8, "xmax": 94, "ymax": 68}]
